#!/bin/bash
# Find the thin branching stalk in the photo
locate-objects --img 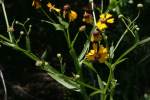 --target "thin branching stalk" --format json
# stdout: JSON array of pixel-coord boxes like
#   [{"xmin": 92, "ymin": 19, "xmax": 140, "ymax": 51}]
[
  {"xmin": 1, "ymin": 1, "xmax": 13, "ymax": 42},
  {"xmin": 112, "ymin": 10, "xmax": 140, "ymax": 54}
]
